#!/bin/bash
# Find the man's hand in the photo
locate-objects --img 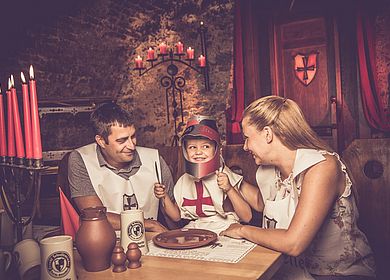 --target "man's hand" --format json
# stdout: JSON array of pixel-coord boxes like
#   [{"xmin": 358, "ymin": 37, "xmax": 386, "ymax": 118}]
[{"xmin": 145, "ymin": 219, "xmax": 168, "ymax": 233}]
